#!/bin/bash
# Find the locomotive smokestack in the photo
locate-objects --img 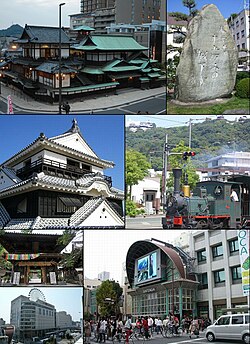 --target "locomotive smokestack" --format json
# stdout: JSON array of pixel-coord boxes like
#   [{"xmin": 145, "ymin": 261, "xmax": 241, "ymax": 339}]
[{"xmin": 173, "ymin": 168, "xmax": 182, "ymax": 195}]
